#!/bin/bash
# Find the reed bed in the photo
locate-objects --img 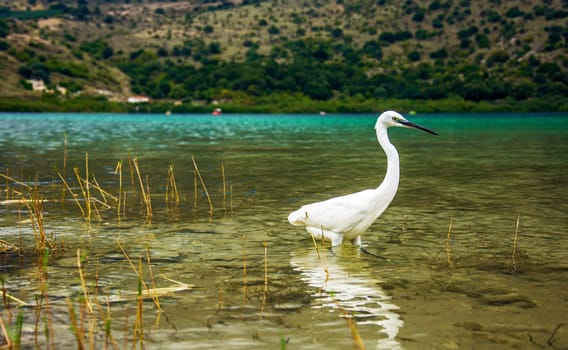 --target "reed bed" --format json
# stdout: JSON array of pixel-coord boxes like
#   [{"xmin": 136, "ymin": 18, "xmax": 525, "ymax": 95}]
[
  {"xmin": 1, "ymin": 154, "xmax": 232, "ymax": 226},
  {"xmin": 0, "ymin": 152, "xmax": 234, "ymax": 255},
  {"xmin": 0, "ymin": 239, "xmax": 191, "ymax": 350},
  {"xmin": 0, "ymin": 150, "xmax": 235, "ymax": 349}
]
